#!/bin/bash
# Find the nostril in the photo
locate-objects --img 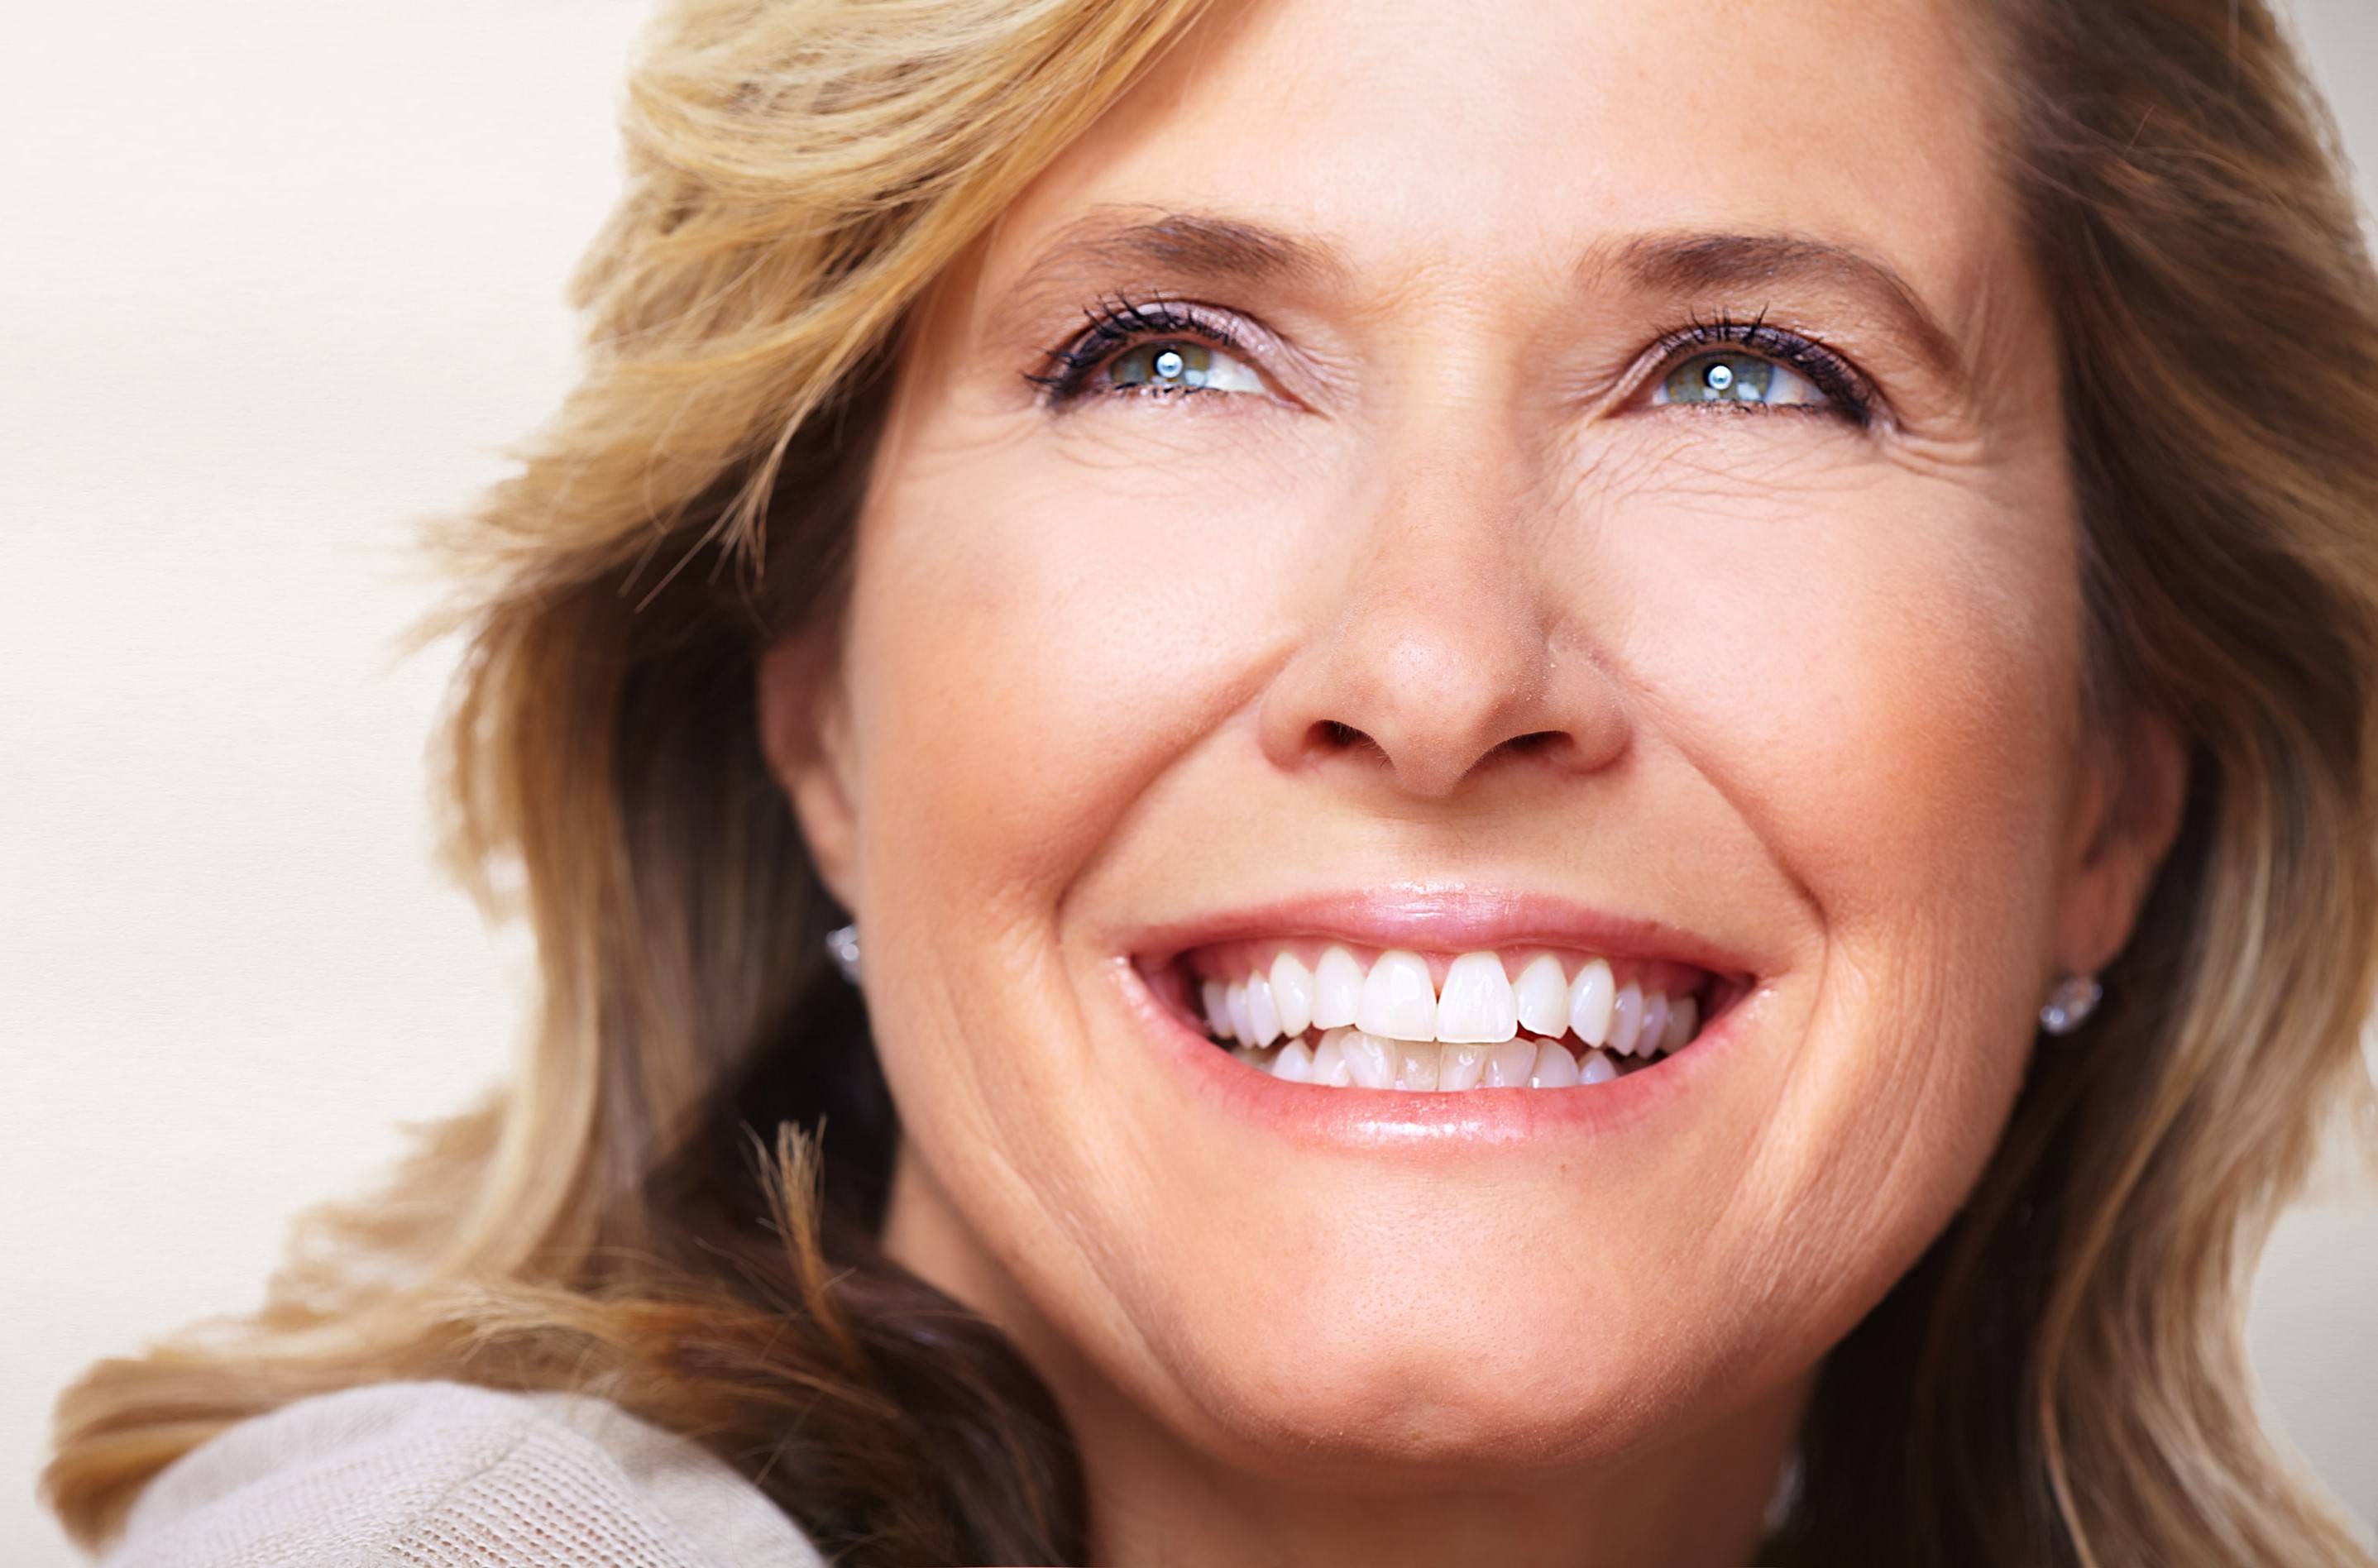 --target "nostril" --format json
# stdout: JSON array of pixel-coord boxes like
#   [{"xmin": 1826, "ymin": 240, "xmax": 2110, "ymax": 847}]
[
  {"xmin": 1303, "ymin": 719, "xmax": 1575, "ymax": 789},
  {"xmin": 1318, "ymin": 719, "xmax": 1370, "ymax": 750}
]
